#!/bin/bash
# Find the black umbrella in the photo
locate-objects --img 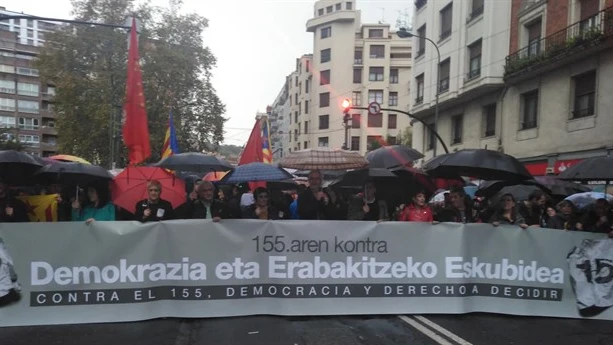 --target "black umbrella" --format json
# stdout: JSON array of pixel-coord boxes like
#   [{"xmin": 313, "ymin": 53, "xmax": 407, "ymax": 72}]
[
  {"xmin": 365, "ymin": 145, "xmax": 424, "ymax": 169},
  {"xmin": 534, "ymin": 176, "xmax": 590, "ymax": 196},
  {"xmin": 35, "ymin": 162, "xmax": 113, "ymax": 186},
  {"xmin": 330, "ymin": 168, "xmax": 397, "ymax": 188},
  {"xmin": 155, "ymin": 152, "xmax": 233, "ymax": 173},
  {"xmin": 475, "ymin": 180, "xmax": 552, "ymax": 199},
  {"xmin": 0, "ymin": 150, "xmax": 44, "ymax": 185},
  {"xmin": 423, "ymin": 149, "xmax": 532, "ymax": 181},
  {"xmin": 557, "ymin": 156, "xmax": 613, "ymax": 182}
]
